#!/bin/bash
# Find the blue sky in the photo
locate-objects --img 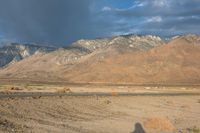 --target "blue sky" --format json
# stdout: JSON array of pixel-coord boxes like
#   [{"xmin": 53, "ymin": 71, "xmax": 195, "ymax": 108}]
[{"xmin": 0, "ymin": 0, "xmax": 200, "ymax": 46}]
